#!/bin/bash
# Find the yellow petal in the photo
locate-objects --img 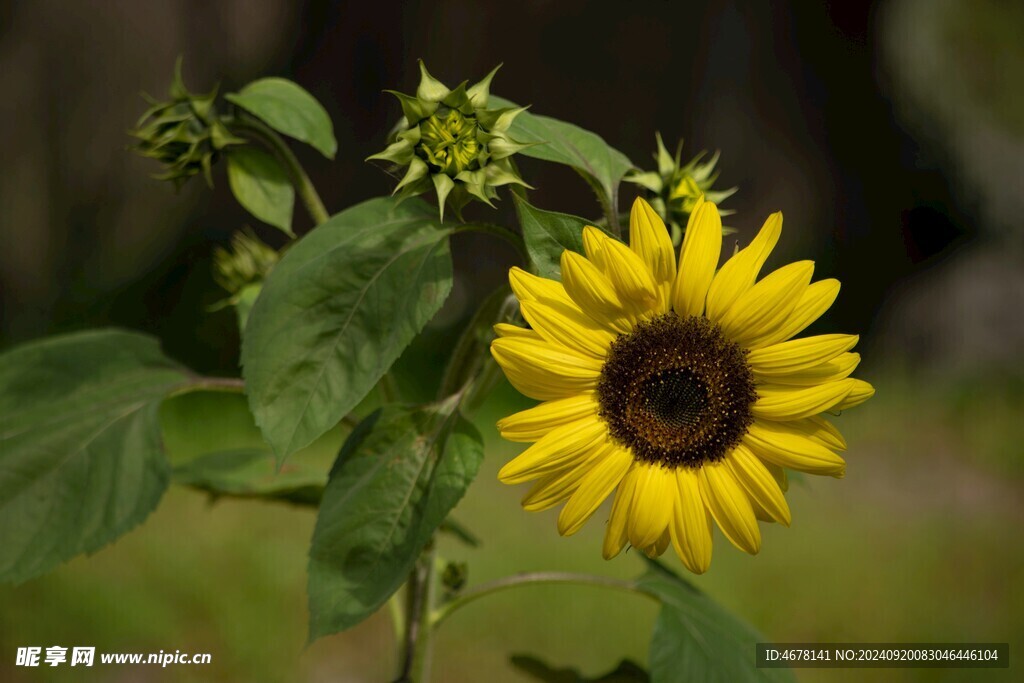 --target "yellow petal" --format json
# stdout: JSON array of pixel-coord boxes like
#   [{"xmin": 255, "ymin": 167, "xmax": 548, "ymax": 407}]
[
  {"xmin": 557, "ymin": 444, "xmax": 633, "ymax": 536},
  {"xmin": 764, "ymin": 352, "xmax": 860, "ymax": 386},
  {"xmin": 671, "ymin": 197, "xmax": 722, "ymax": 317},
  {"xmin": 491, "ymin": 337, "xmax": 602, "ymax": 401},
  {"xmin": 764, "ymin": 461, "xmax": 789, "ymax": 492},
  {"xmin": 493, "ymin": 323, "xmax": 541, "ymax": 340},
  {"xmin": 643, "ymin": 529, "xmax": 672, "ymax": 558},
  {"xmin": 627, "ymin": 464, "xmax": 674, "ymax": 548},
  {"xmin": 706, "ymin": 211, "xmax": 782, "ymax": 321},
  {"xmin": 785, "ymin": 415, "xmax": 847, "ymax": 451},
  {"xmin": 629, "ymin": 197, "xmax": 676, "ymax": 309},
  {"xmin": 699, "ymin": 462, "xmax": 761, "ymax": 554},
  {"xmin": 743, "ymin": 419, "xmax": 846, "ymax": 477},
  {"xmin": 716, "ymin": 261, "xmax": 814, "ymax": 347},
  {"xmin": 747, "ymin": 334, "xmax": 859, "ymax": 376},
  {"xmin": 835, "ymin": 379, "xmax": 875, "ymax": 410},
  {"xmin": 749, "ymin": 278, "xmax": 841, "ymax": 349},
  {"xmin": 670, "ymin": 467, "xmax": 713, "ymax": 574},
  {"xmin": 726, "ymin": 445, "xmax": 791, "ymax": 526},
  {"xmin": 752, "ymin": 379, "xmax": 856, "ymax": 421},
  {"xmin": 602, "ymin": 465, "xmax": 639, "ymax": 559},
  {"xmin": 497, "ymin": 415, "xmax": 609, "ymax": 484},
  {"xmin": 497, "ymin": 392, "xmax": 599, "ymax": 442},
  {"xmin": 560, "ymin": 250, "xmax": 635, "ymax": 334},
  {"xmin": 582, "ymin": 226, "xmax": 660, "ymax": 310},
  {"xmin": 521, "ymin": 465, "xmax": 587, "ymax": 511},
  {"xmin": 519, "ymin": 299, "xmax": 616, "ymax": 359},
  {"xmin": 508, "ymin": 266, "xmax": 574, "ymax": 306}
]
